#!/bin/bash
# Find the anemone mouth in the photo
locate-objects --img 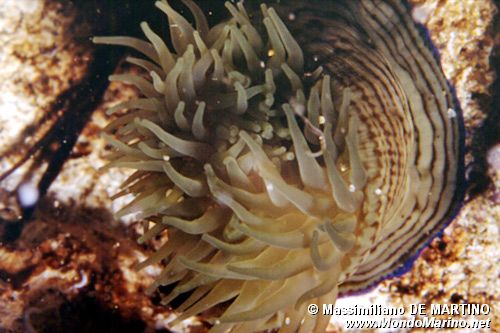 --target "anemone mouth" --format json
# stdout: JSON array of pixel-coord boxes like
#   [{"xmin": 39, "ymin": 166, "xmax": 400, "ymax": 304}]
[{"xmin": 95, "ymin": 0, "xmax": 463, "ymax": 332}]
